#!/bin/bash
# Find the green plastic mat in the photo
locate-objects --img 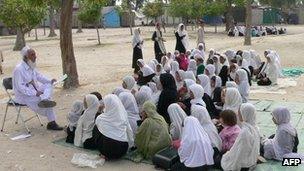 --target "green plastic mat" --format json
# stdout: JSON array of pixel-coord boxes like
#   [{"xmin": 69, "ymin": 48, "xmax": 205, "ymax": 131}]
[{"xmin": 283, "ymin": 67, "xmax": 304, "ymax": 77}]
